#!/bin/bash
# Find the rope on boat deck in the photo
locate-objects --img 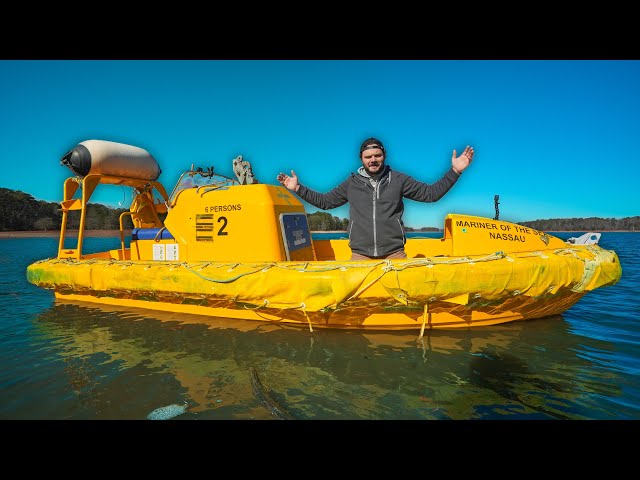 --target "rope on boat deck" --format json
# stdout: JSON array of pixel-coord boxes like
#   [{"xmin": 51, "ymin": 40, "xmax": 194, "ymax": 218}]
[
  {"xmin": 340, "ymin": 254, "xmax": 507, "ymax": 303},
  {"xmin": 343, "ymin": 266, "xmax": 389, "ymax": 302},
  {"xmin": 47, "ymin": 250, "xmax": 512, "ymax": 275},
  {"xmin": 184, "ymin": 264, "xmax": 273, "ymax": 283}
]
